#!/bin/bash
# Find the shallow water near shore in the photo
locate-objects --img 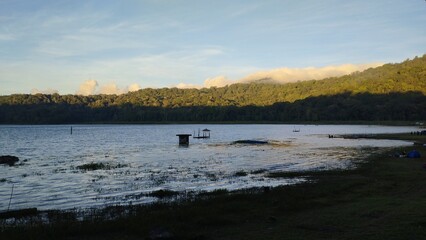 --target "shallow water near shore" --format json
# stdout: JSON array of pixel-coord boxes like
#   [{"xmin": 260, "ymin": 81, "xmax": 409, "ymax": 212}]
[{"xmin": 0, "ymin": 124, "xmax": 418, "ymax": 211}]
